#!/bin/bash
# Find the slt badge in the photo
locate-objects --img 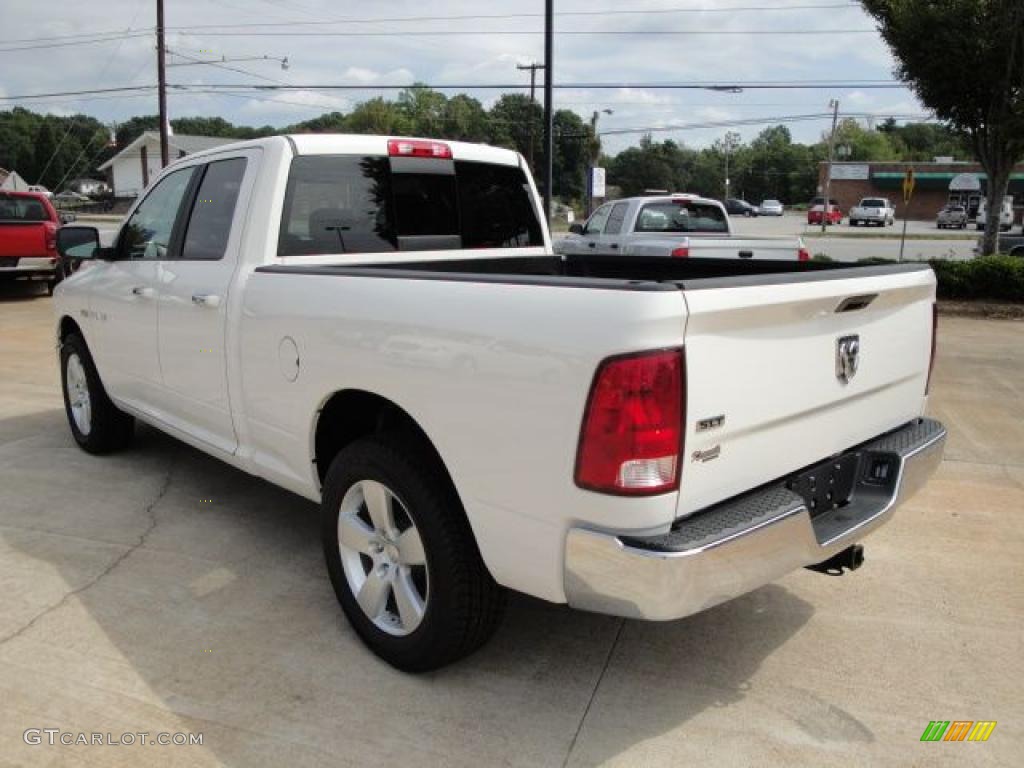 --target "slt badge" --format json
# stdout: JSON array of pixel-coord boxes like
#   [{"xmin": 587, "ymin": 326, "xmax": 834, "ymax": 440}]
[{"xmin": 836, "ymin": 334, "xmax": 860, "ymax": 384}]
